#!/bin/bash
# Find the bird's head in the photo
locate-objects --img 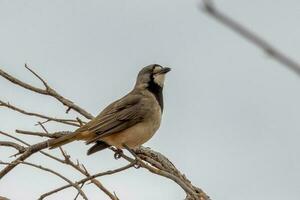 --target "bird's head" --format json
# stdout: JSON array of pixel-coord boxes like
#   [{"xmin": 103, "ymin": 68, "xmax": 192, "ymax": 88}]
[{"xmin": 135, "ymin": 64, "xmax": 171, "ymax": 89}]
